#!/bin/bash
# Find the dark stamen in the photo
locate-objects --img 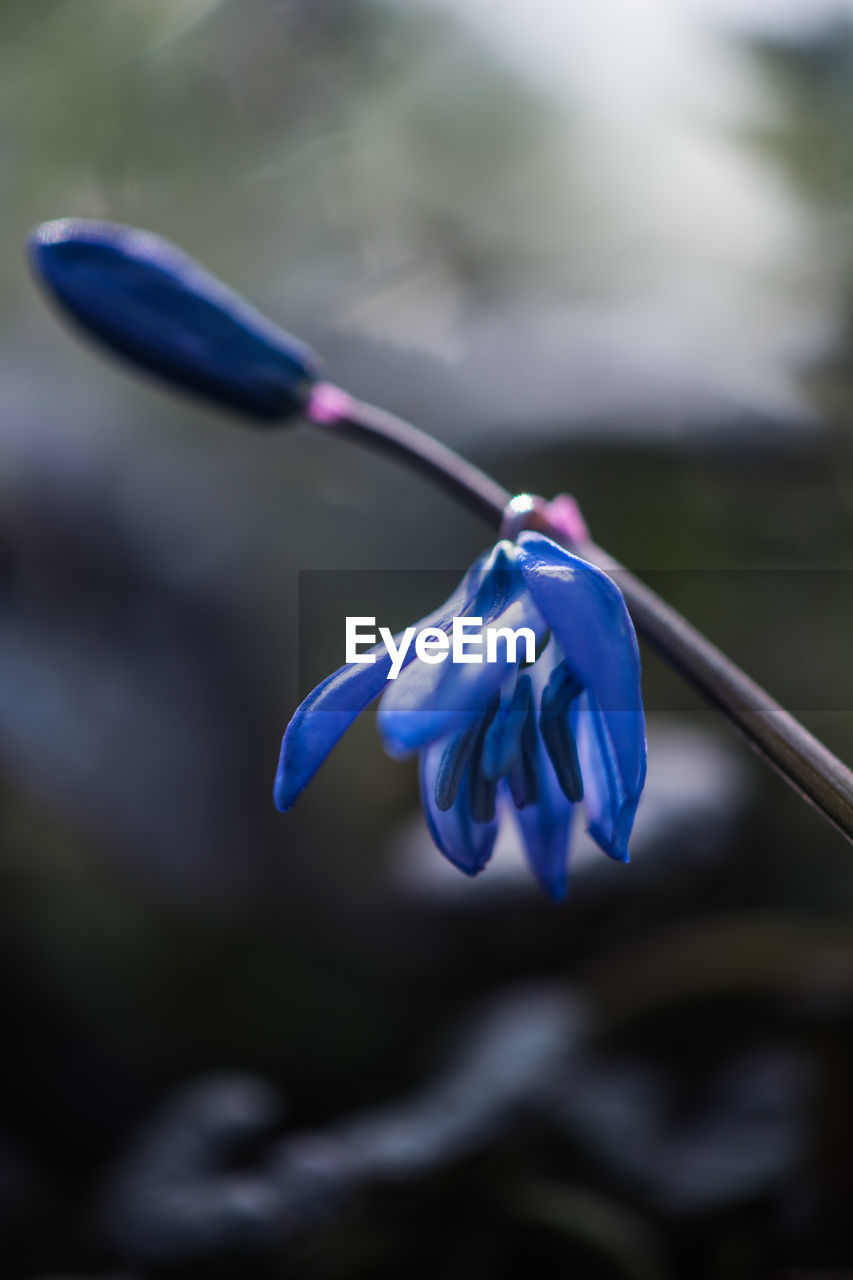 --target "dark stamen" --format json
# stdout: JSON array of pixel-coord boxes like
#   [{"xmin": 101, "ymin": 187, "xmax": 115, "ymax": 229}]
[
  {"xmin": 508, "ymin": 694, "xmax": 539, "ymax": 809},
  {"xmin": 540, "ymin": 662, "xmax": 584, "ymax": 803},
  {"xmin": 434, "ymin": 718, "xmax": 482, "ymax": 811},
  {"xmin": 468, "ymin": 697, "xmax": 500, "ymax": 823}
]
